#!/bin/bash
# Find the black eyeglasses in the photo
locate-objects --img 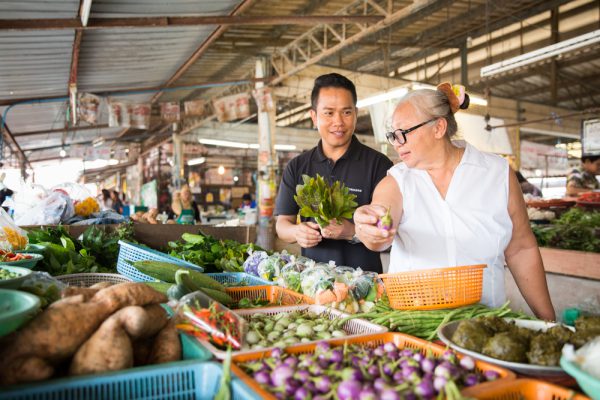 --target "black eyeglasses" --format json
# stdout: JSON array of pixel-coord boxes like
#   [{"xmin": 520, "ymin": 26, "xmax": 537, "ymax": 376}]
[{"xmin": 385, "ymin": 118, "xmax": 437, "ymax": 145}]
